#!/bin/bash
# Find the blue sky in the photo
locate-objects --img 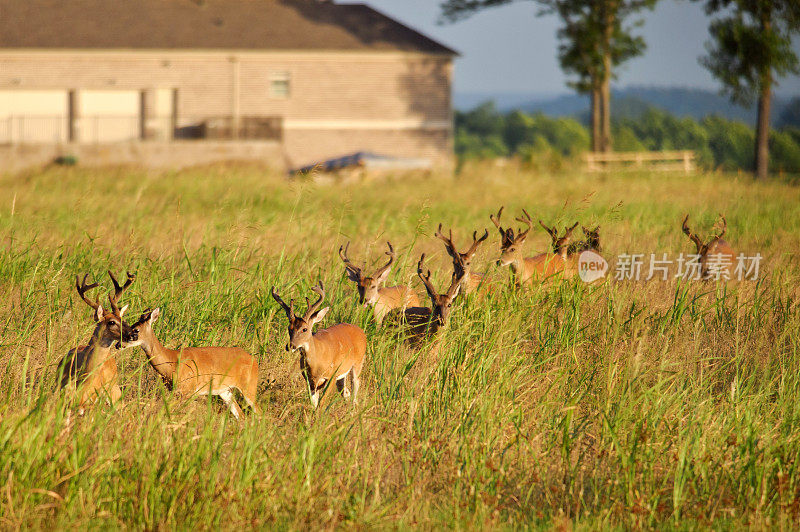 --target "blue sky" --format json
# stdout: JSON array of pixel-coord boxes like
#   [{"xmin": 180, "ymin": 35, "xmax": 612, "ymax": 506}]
[{"xmin": 363, "ymin": 0, "xmax": 800, "ymax": 97}]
